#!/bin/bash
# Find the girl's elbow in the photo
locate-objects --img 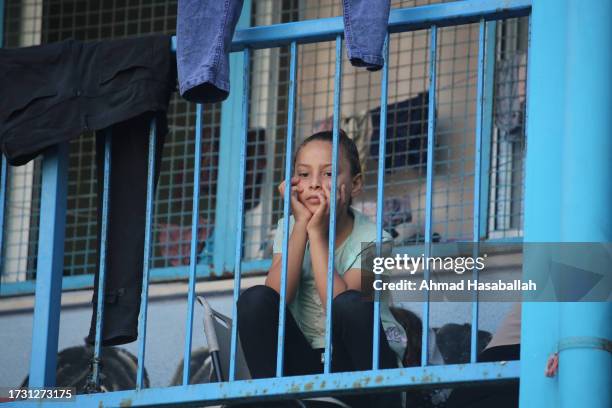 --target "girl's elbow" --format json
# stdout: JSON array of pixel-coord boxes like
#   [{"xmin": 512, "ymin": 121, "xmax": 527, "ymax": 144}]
[{"xmin": 264, "ymin": 274, "xmax": 280, "ymax": 294}]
